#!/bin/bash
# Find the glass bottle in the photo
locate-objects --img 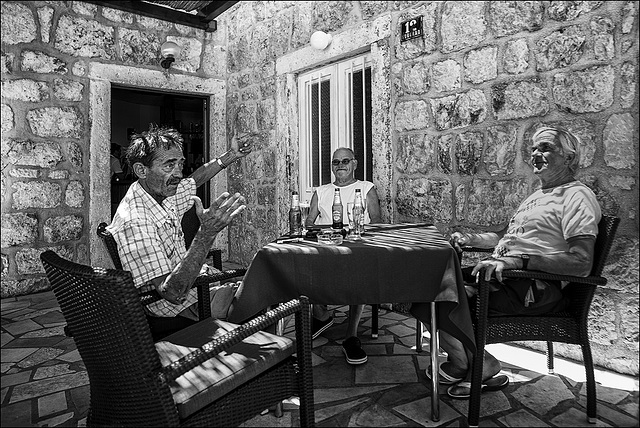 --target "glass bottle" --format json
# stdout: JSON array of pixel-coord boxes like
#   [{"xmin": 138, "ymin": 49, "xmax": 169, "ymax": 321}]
[
  {"xmin": 289, "ymin": 191, "xmax": 302, "ymax": 236},
  {"xmin": 352, "ymin": 189, "xmax": 364, "ymax": 240},
  {"xmin": 331, "ymin": 188, "xmax": 343, "ymax": 230}
]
